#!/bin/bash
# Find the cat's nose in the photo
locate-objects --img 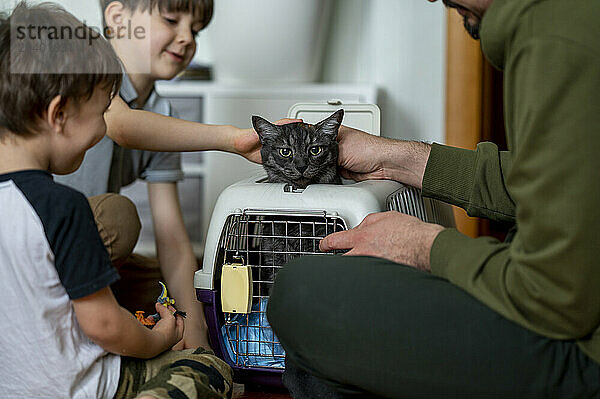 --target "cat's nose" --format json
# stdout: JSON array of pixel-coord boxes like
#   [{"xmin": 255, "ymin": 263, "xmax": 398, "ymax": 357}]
[{"xmin": 296, "ymin": 164, "xmax": 308, "ymax": 174}]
